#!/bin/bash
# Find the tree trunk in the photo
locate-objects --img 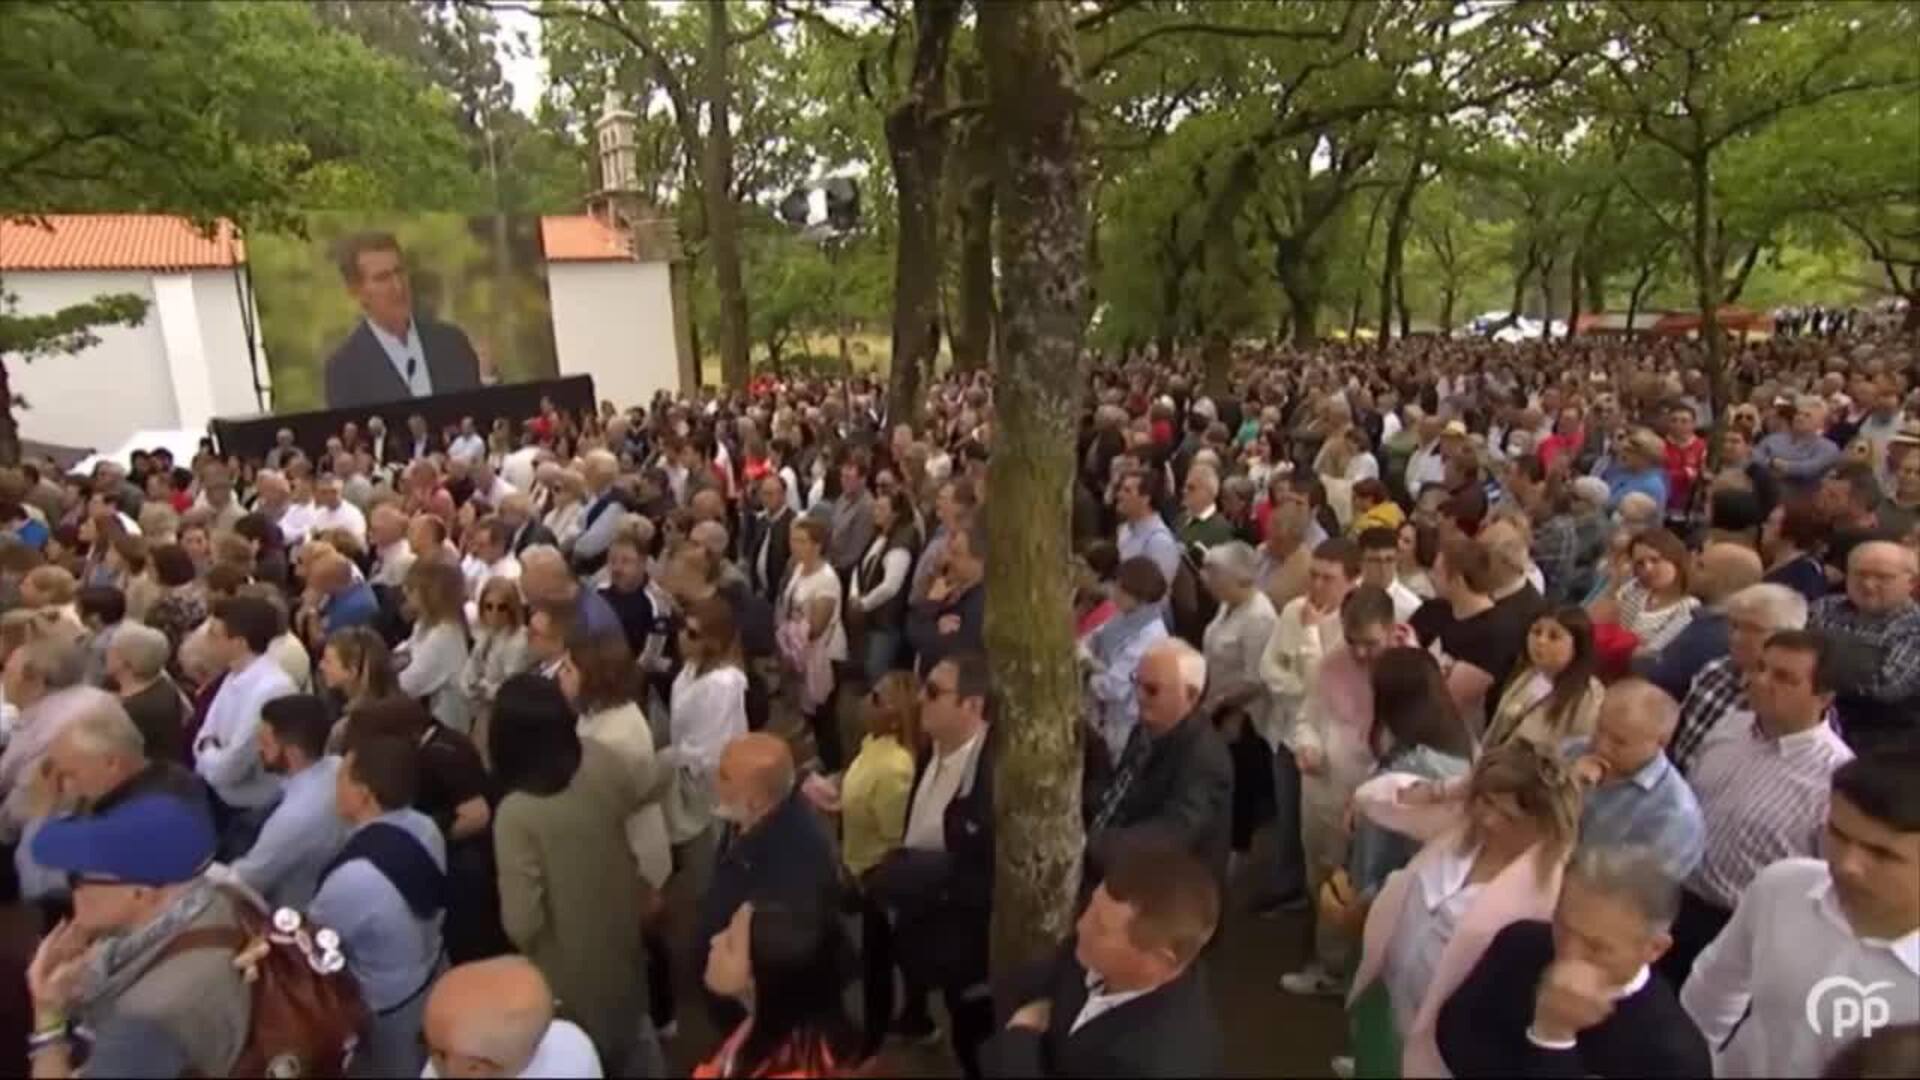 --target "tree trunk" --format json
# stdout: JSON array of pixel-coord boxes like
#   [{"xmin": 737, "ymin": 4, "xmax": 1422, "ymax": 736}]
[
  {"xmin": 1721, "ymin": 242, "xmax": 1764, "ymax": 305},
  {"xmin": 980, "ymin": 0, "xmax": 1087, "ymax": 987},
  {"xmin": 0, "ymin": 359, "xmax": 18, "ymax": 467},
  {"xmin": 951, "ymin": 174, "xmax": 996, "ymax": 372},
  {"xmin": 1689, "ymin": 150, "xmax": 1727, "ymax": 466},
  {"xmin": 1276, "ymin": 237, "xmax": 1324, "ymax": 346},
  {"xmin": 1566, "ymin": 256, "xmax": 1581, "ymax": 339},
  {"xmin": 702, "ymin": 0, "xmax": 751, "ymax": 392},
  {"xmin": 948, "ymin": 58, "xmax": 995, "ymax": 375},
  {"xmin": 885, "ymin": 0, "xmax": 961, "ymax": 430},
  {"xmin": 1201, "ymin": 331, "xmax": 1231, "ymax": 399},
  {"xmin": 1377, "ymin": 158, "xmax": 1422, "ymax": 346},
  {"xmin": 1438, "ymin": 286, "xmax": 1456, "ymax": 336}
]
